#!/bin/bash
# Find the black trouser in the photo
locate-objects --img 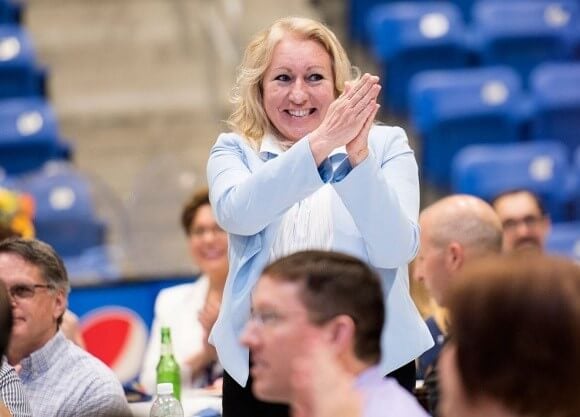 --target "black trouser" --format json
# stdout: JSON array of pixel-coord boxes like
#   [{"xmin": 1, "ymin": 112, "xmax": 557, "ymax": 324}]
[
  {"xmin": 386, "ymin": 359, "xmax": 416, "ymax": 393},
  {"xmin": 222, "ymin": 370, "xmax": 290, "ymax": 417},
  {"xmin": 221, "ymin": 360, "xmax": 416, "ymax": 417}
]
